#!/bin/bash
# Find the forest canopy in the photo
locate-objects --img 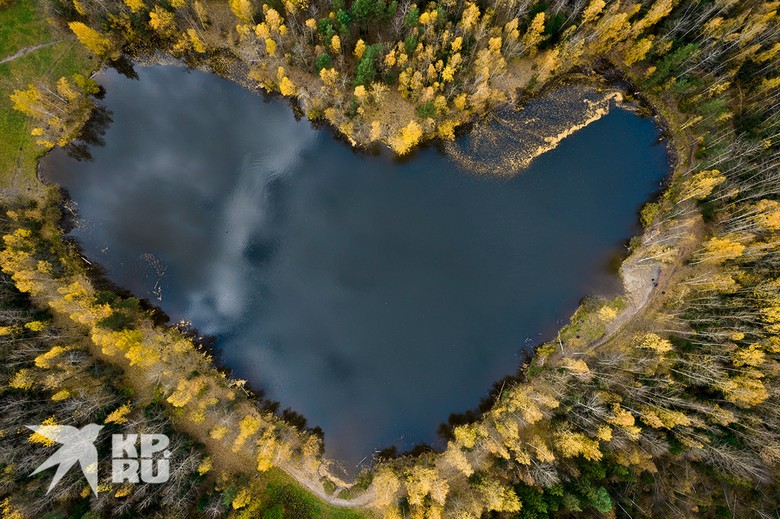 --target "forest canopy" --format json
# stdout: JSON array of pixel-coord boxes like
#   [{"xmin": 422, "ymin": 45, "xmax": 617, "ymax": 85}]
[{"xmin": 0, "ymin": 0, "xmax": 778, "ymax": 516}]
